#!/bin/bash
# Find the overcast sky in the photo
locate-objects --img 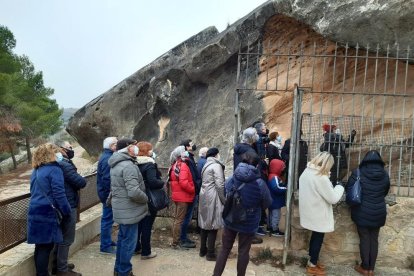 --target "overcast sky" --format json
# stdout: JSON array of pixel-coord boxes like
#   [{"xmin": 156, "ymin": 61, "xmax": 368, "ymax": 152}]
[{"xmin": 0, "ymin": 0, "xmax": 267, "ymax": 108}]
